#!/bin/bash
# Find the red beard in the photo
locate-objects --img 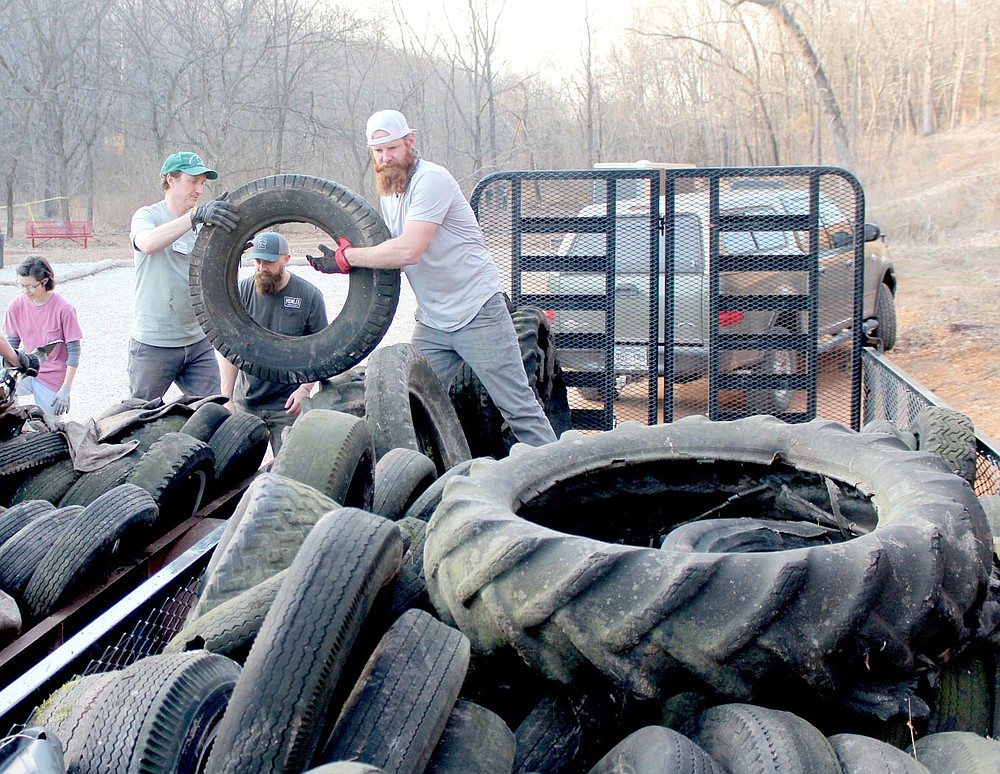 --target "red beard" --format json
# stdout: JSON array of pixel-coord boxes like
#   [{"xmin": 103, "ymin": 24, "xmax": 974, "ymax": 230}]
[
  {"xmin": 375, "ymin": 151, "xmax": 417, "ymax": 196},
  {"xmin": 255, "ymin": 268, "xmax": 284, "ymax": 296}
]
